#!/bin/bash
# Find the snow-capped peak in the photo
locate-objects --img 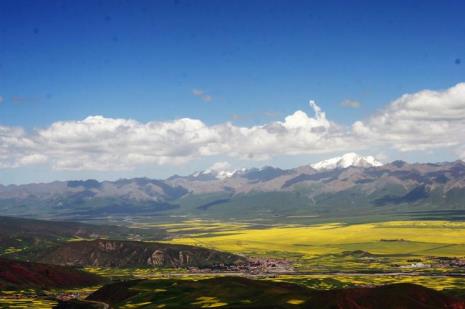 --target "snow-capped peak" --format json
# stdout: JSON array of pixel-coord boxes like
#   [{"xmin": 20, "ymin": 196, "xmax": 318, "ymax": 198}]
[
  {"xmin": 214, "ymin": 169, "xmax": 237, "ymax": 180},
  {"xmin": 191, "ymin": 162, "xmax": 239, "ymax": 180},
  {"xmin": 310, "ymin": 153, "xmax": 383, "ymax": 170},
  {"xmin": 191, "ymin": 169, "xmax": 237, "ymax": 180}
]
